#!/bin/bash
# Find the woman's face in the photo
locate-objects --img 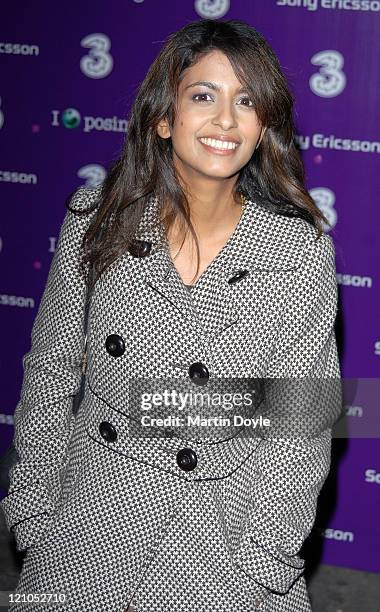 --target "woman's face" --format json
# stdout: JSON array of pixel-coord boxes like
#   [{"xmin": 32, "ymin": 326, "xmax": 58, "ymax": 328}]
[{"xmin": 157, "ymin": 49, "xmax": 266, "ymax": 184}]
